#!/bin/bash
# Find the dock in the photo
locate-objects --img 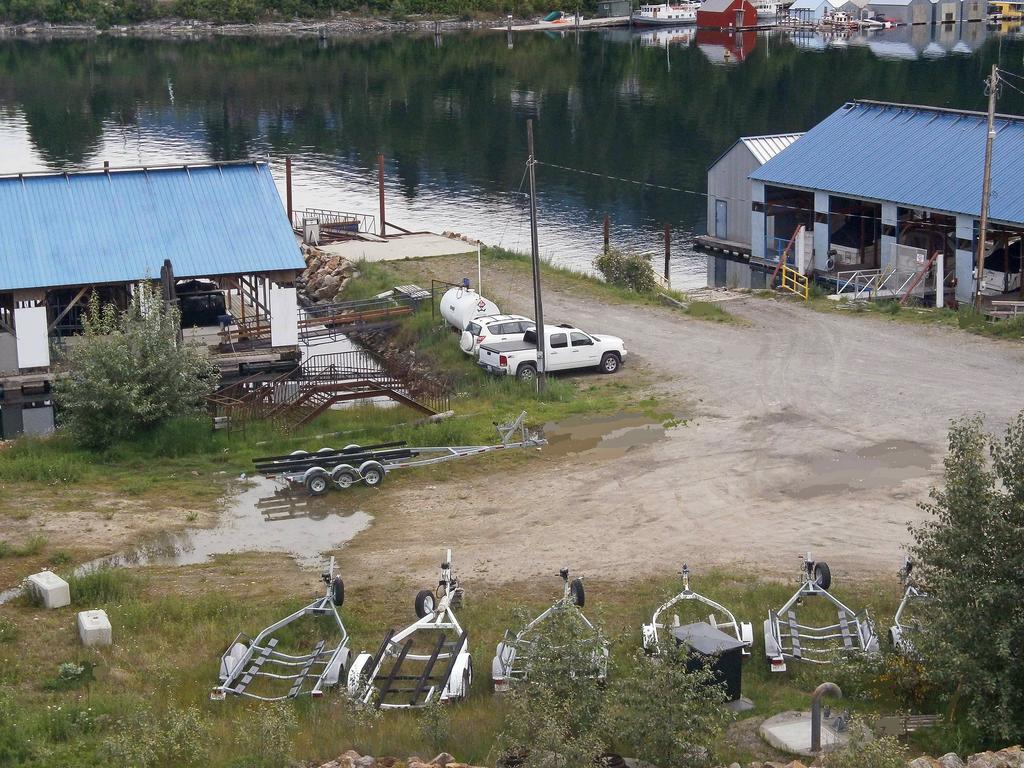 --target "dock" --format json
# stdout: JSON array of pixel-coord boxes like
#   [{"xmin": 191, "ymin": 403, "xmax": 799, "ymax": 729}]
[
  {"xmin": 314, "ymin": 232, "xmax": 479, "ymax": 263},
  {"xmin": 493, "ymin": 16, "xmax": 630, "ymax": 31}
]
